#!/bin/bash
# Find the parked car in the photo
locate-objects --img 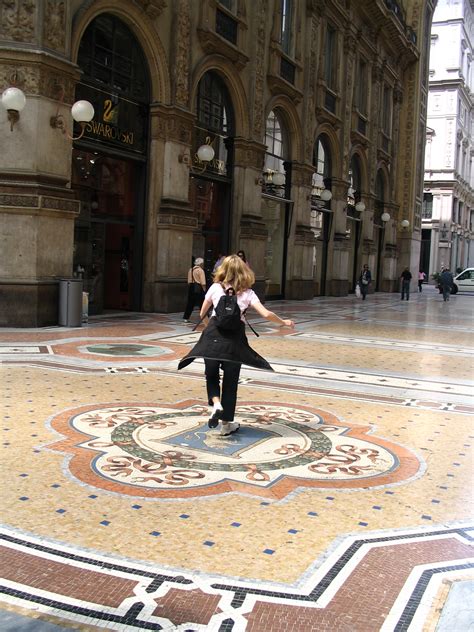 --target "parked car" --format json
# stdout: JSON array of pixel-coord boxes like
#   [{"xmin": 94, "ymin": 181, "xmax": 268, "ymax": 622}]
[{"xmin": 451, "ymin": 267, "xmax": 474, "ymax": 294}]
